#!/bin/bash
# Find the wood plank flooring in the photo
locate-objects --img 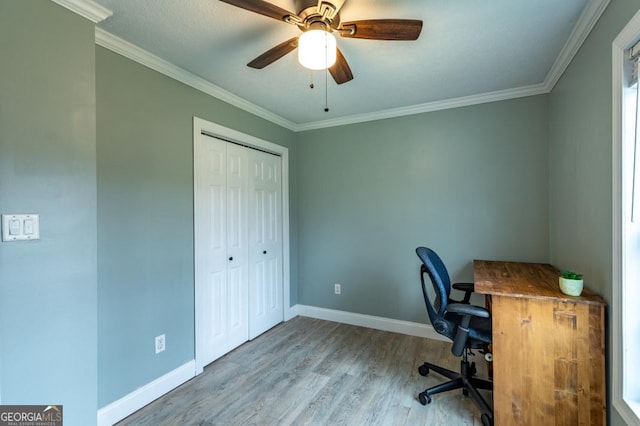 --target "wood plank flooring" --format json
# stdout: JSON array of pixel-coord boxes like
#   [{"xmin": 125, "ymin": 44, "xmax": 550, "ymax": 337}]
[{"xmin": 116, "ymin": 316, "xmax": 492, "ymax": 425}]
